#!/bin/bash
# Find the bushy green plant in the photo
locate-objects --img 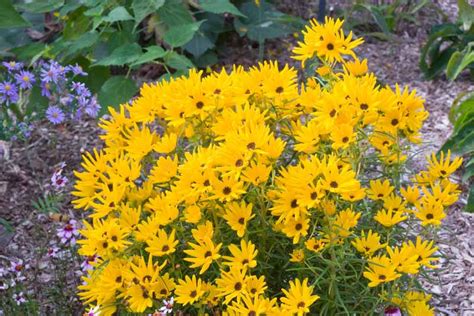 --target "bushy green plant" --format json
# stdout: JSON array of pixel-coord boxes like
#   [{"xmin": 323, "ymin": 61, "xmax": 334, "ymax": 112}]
[
  {"xmin": 342, "ymin": 0, "xmax": 433, "ymax": 39},
  {"xmin": 419, "ymin": 0, "xmax": 474, "ymax": 80},
  {"xmin": 441, "ymin": 91, "xmax": 474, "ymax": 212},
  {"xmin": 0, "ymin": 0, "xmax": 301, "ymax": 108}
]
